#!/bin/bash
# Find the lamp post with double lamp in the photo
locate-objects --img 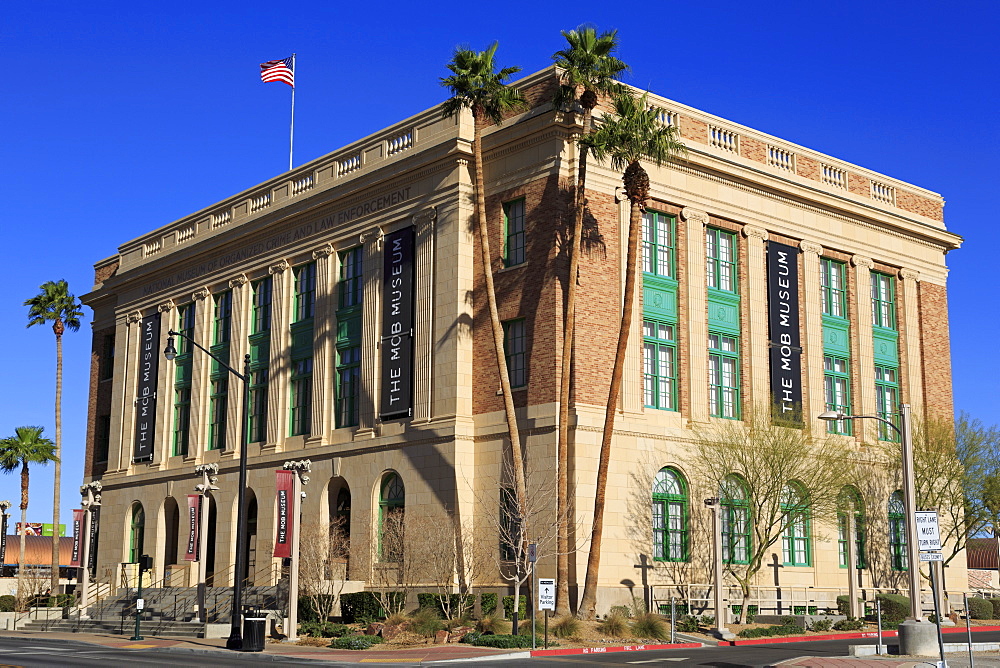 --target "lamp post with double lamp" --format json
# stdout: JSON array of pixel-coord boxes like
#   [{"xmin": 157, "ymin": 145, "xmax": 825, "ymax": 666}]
[
  {"xmin": 164, "ymin": 329, "xmax": 251, "ymax": 651},
  {"xmin": 703, "ymin": 497, "xmax": 734, "ymax": 640},
  {"xmin": 818, "ymin": 403, "xmax": 934, "ymax": 655},
  {"xmin": 78, "ymin": 482, "xmax": 102, "ymax": 614}
]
